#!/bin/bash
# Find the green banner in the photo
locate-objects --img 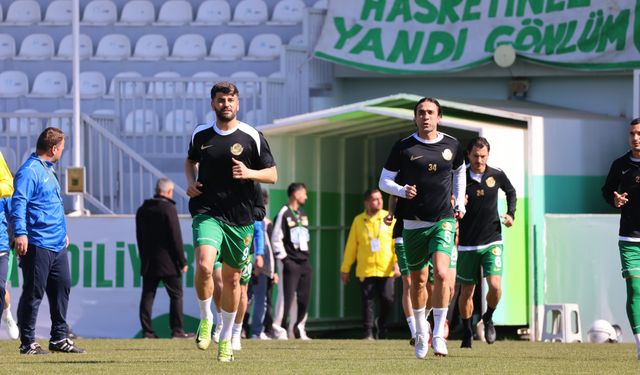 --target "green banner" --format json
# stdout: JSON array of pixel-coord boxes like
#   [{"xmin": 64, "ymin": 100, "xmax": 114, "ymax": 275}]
[{"xmin": 314, "ymin": 0, "xmax": 640, "ymax": 73}]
